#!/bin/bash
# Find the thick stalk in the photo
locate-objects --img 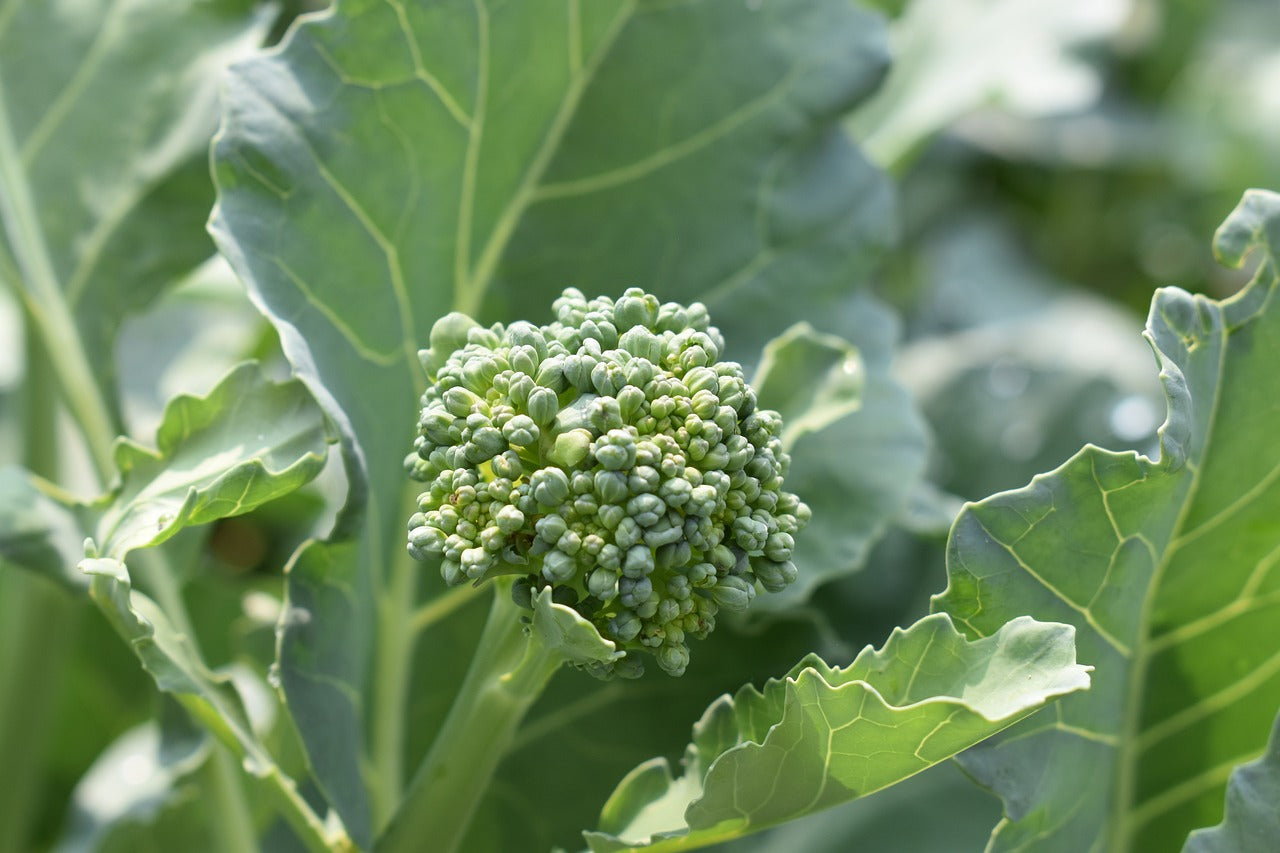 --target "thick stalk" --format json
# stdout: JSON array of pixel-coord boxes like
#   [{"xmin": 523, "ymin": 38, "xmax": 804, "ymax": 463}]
[{"xmin": 376, "ymin": 582, "xmax": 564, "ymax": 853}]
